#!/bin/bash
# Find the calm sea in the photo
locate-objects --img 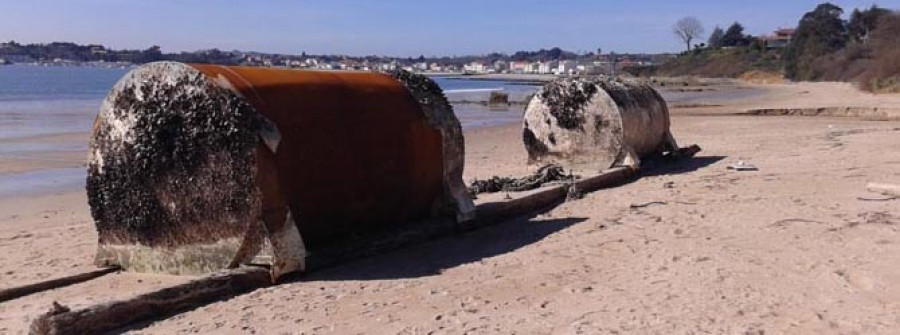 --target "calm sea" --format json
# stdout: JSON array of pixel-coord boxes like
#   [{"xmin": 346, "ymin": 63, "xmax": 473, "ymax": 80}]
[
  {"xmin": 0, "ymin": 65, "xmax": 542, "ymax": 196},
  {"xmin": 0, "ymin": 65, "xmax": 540, "ymax": 143},
  {"xmin": 0, "ymin": 65, "xmax": 128, "ymax": 141}
]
